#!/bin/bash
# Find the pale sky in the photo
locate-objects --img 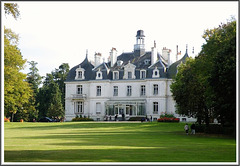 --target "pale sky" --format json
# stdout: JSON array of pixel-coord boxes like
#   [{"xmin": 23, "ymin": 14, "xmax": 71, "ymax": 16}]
[{"xmin": 2, "ymin": 1, "xmax": 238, "ymax": 77}]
